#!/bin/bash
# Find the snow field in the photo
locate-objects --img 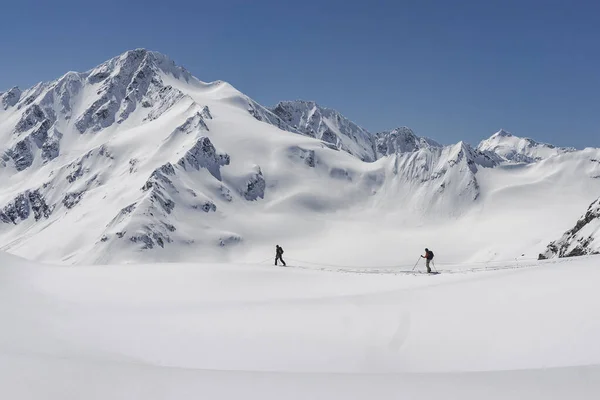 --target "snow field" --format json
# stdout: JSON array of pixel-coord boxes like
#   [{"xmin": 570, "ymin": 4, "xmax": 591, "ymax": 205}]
[{"xmin": 1, "ymin": 252, "xmax": 600, "ymax": 399}]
